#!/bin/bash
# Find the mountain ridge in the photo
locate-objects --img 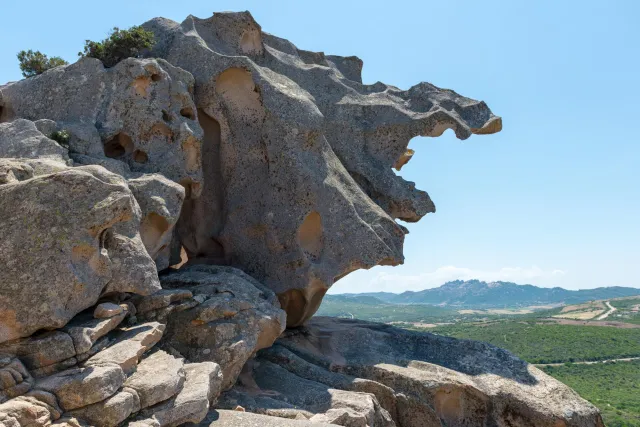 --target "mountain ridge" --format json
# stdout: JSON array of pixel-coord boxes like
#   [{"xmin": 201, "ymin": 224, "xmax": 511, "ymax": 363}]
[{"xmin": 331, "ymin": 279, "xmax": 640, "ymax": 308}]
